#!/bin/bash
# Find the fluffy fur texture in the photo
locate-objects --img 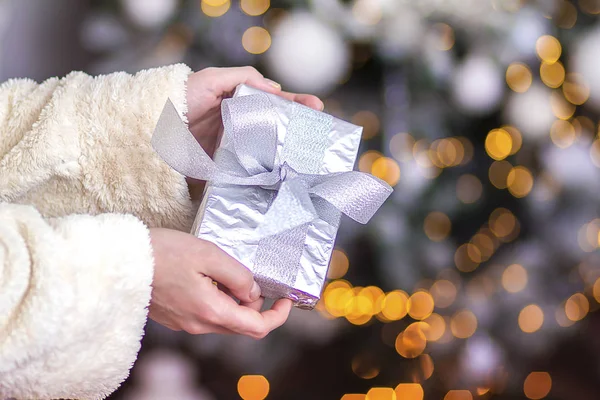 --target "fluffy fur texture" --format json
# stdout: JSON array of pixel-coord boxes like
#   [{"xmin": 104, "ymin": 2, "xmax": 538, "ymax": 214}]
[{"xmin": 0, "ymin": 64, "xmax": 194, "ymax": 399}]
